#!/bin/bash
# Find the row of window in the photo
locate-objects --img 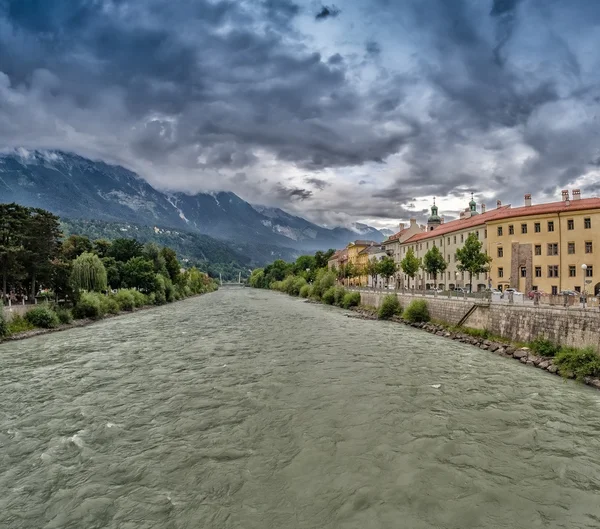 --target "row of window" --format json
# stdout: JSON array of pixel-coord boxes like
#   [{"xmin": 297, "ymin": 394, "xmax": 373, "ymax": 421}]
[
  {"xmin": 497, "ymin": 218, "xmax": 592, "ymax": 236},
  {"xmin": 497, "ymin": 241, "xmax": 593, "ymax": 258},
  {"xmin": 497, "ymin": 266, "xmax": 594, "ymax": 278}
]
